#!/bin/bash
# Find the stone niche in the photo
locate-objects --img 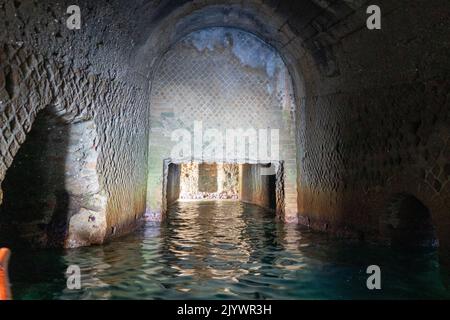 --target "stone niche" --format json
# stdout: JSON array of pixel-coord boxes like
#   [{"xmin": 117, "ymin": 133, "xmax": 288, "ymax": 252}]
[
  {"xmin": 178, "ymin": 162, "xmax": 240, "ymax": 201},
  {"xmin": 0, "ymin": 108, "xmax": 107, "ymax": 248},
  {"xmin": 146, "ymin": 27, "xmax": 298, "ymax": 221},
  {"xmin": 163, "ymin": 160, "xmax": 285, "ymax": 217}
]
